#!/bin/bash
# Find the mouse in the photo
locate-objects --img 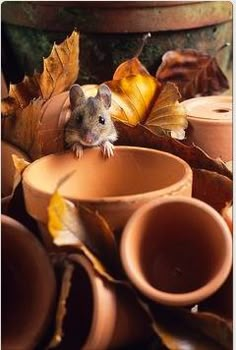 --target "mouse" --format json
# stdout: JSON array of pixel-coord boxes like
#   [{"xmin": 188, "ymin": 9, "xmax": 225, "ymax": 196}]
[{"xmin": 64, "ymin": 83, "xmax": 118, "ymax": 158}]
